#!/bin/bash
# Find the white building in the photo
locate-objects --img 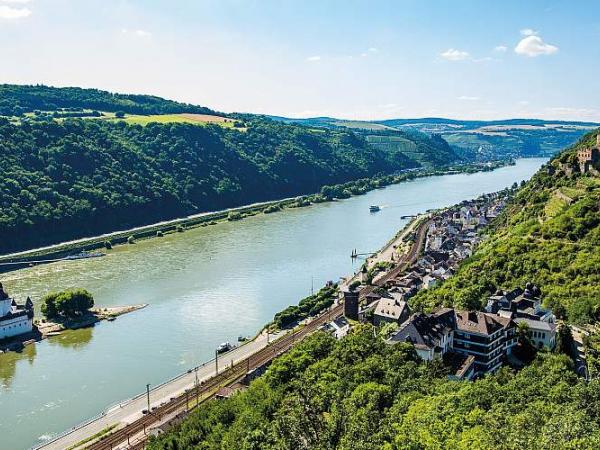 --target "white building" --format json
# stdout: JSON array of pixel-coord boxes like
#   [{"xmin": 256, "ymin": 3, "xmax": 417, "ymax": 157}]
[
  {"xmin": 514, "ymin": 318, "xmax": 556, "ymax": 350},
  {"xmin": 0, "ymin": 282, "xmax": 34, "ymax": 340},
  {"xmin": 322, "ymin": 316, "xmax": 350, "ymax": 340}
]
